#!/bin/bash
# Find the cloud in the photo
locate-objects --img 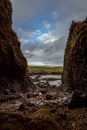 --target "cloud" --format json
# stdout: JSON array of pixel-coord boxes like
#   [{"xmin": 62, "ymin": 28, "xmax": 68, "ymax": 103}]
[
  {"xmin": 22, "ymin": 36, "xmax": 66, "ymax": 66},
  {"xmin": 43, "ymin": 21, "xmax": 51, "ymax": 29},
  {"xmin": 12, "ymin": 0, "xmax": 87, "ymax": 26},
  {"xmin": 12, "ymin": 0, "xmax": 42, "ymax": 26},
  {"xmin": 11, "ymin": 0, "xmax": 87, "ymax": 66},
  {"xmin": 12, "ymin": 0, "xmax": 87, "ymax": 39},
  {"xmin": 16, "ymin": 28, "xmax": 33, "ymax": 44},
  {"xmin": 37, "ymin": 31, "xmax": 57, "ymax": 44}
]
